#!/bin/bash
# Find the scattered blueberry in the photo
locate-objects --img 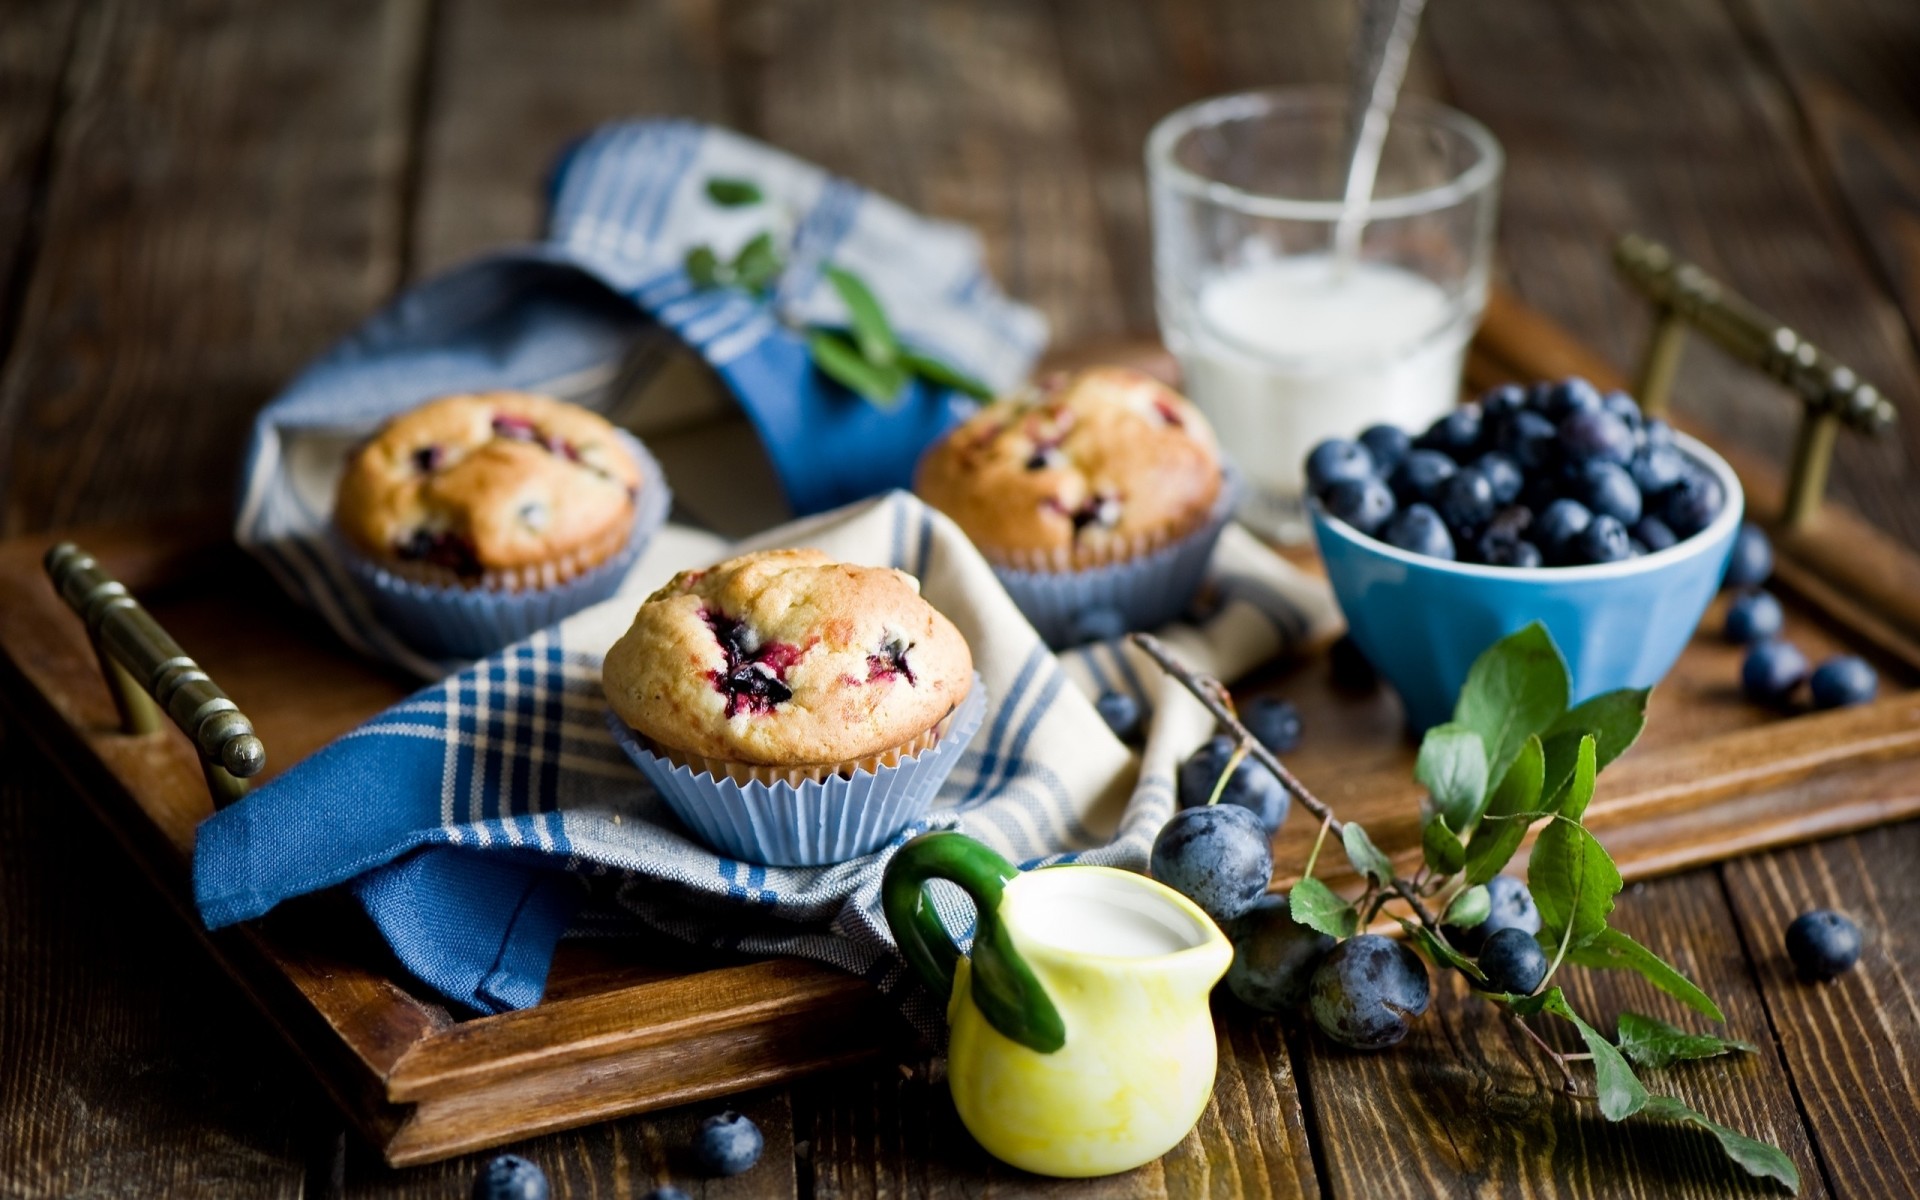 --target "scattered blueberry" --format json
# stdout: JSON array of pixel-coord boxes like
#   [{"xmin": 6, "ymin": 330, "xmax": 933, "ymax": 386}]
[
  {"xmin": 474, "ymin": 1155, "xmax": 549, "ymax": 1200},
  {"xmin": 1809, "ymin": 655, "xmax": 1878, "ymax": 710},
  {"xmin": 1420, "ymin": 405, "xmax": 1484, "ymax": 461},
  {"xmin": 1359, "ymin": 424, "xmax": 1412, "ymax": 475},
  {"xmin": 1572, "ymin": 460, "xmax": 1643, "ymax": 525},
  {"xmin": 1322, "ymin": 476, "xmax": 1396, "ymax": 535},
  {"xmin": 1532, "ymin": 499, "xmax": 1593, "ymax": 564},
  {"xmin": 1724, "ymin": 522, "xmax": 1773, "ymax": 589},
  {"xmin": 1225, "ymin": 894, "xmax": 1334, "ymax": 1012},
  {"xmin": 1383, "ymin": 503, "xmax": 1456, "ymax": 560},
  {"xmin": 1095, "ymin": 690, "xmax": 1143, "ymax": 740},
  {"xmin": 1305, "ymin": 439, "xmax": 1376, "ymax": 494},
  {"xmin": 1242, "ymin": 696, "xmax": 1303, "ymax": 755},
  {"xmin": 1660, "ymin": 471, "xmax": 1725, "ymax": 538},
  {"xmin": 1476, "ymin": 926, "xmax": 1548, "ymax": 996},
  {"xmin": 1177, "ymin": 734, "xmax": 1290, "ymax": 832},
  {"xmin": 1631, "ymin": 515, "xmax": 1678, "ymax": 553},
  {"xmin": 1785, "ymin": 910, "xmax": 1862, "ymax": 981},
  {"xmin": 1150, "ymin": 803, "xmax": 1274, "ymax": 925},
  {"xmin": 1741, "ymin": 639, "xmax": 1809, "ymax": 705},
  {"xmin": 1437, "ymin": 468, "xmax": 1496, "ymax": 534},
  {"xmin": 1443, "ymin": 876, "xmax": 1542, "ymax": 956},
  {"xmin": 1573, "ymin": 514, "xmax": 1632, "ymax": 565},
  {"xmin": 695, "ymin": 1111, "xmax": 764, "ymax": 1176},
  {"xmin": 1068, "ymin": 606, "xmax": 1128, "ymax": 645},
  {"xmin": 1559, "ymin": 409, "xmax": 1636, "ymax": 466},
  {"xmin": 1723, "ymin": 590, "xmax": 1785, "ymax": 645},
  {"xmin": 1389, "ymin": 449, "xmax": 1458, "ymax": 507},
  {"xmin": 1309, "ymin": 934, "xmax": 1432, "ymax": 1050},
  {"xmin": 1474, "ymin": 451, "xmax": 1524, "ymax": 505},
  {"xmin": 1630, "ymin": 444, "xmax": 1688, "ymax": 496}
]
